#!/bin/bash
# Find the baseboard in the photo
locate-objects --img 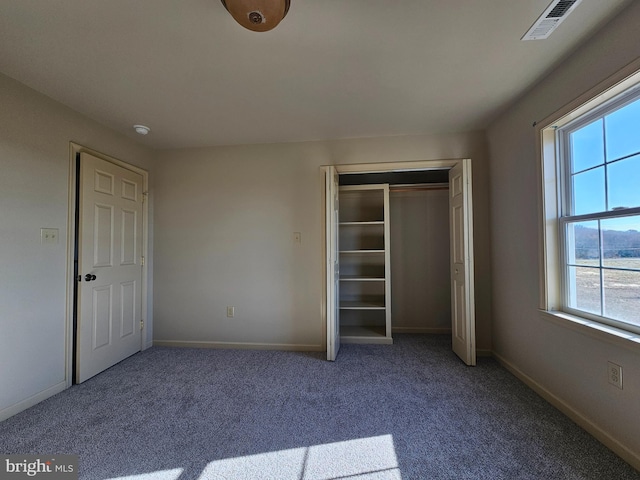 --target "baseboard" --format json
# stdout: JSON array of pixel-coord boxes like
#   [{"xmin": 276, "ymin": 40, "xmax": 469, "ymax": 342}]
[
  {"xmin": 476, "ymin": 348, "xmax": 492, "ymax": 357},
  {"xmin": 391, "ymin": 327, "xmax": 452, "ymax": 334},
  {"xmin": 153, "ymin": 340, "xmax": 324, "ymax": 352},
  {"xmin": 493, "ymin": 352, "xmax": 640, "ymax": 471},
  {"xmin": 0, "ymin": 381, "xmax": 67, "ymax": 423}
]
